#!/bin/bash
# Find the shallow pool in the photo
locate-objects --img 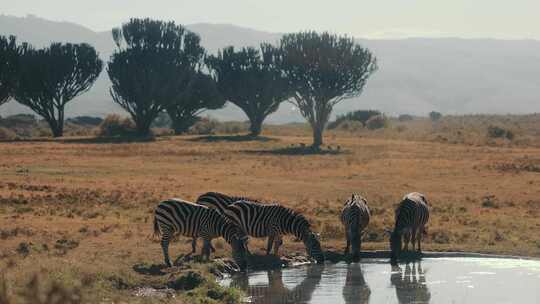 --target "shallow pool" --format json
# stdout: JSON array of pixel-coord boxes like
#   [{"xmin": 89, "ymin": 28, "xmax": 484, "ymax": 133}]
[{"xmin": 221, "ymin": 258, "xmax": 540, "ymax": 303}]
